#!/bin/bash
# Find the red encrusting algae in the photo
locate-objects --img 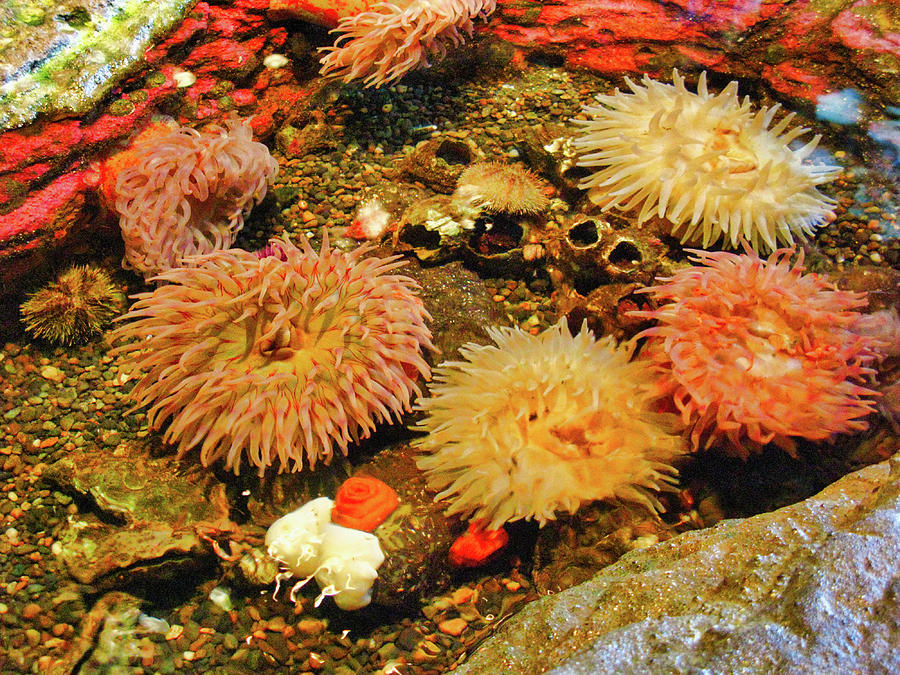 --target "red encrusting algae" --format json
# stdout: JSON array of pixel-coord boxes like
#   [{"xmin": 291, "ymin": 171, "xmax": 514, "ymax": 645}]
[{"xmin": 449, "ymin": 520, "xmax": 509, "ymax": 567}]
